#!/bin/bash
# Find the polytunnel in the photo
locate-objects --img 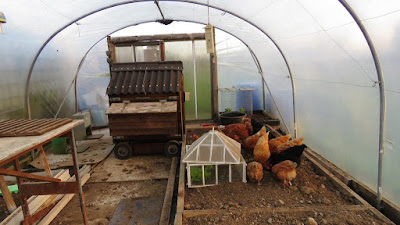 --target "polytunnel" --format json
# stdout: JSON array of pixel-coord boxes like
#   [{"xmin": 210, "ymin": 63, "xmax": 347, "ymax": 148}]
[{"xmin": 1, "ymin": 0, "xmax": 400, "ymax": 224}]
